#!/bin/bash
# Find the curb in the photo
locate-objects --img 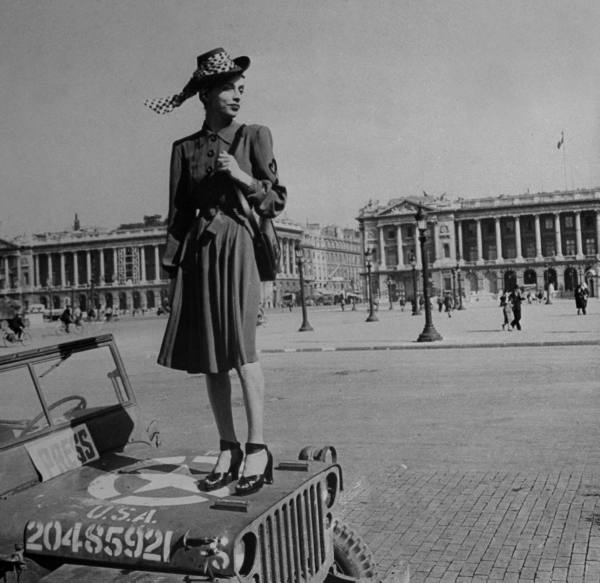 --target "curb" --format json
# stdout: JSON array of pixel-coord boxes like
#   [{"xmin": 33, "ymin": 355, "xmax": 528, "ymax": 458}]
[{"xmin": 259, "ymin": 338, "xmax": 600, "ymax": 353}]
